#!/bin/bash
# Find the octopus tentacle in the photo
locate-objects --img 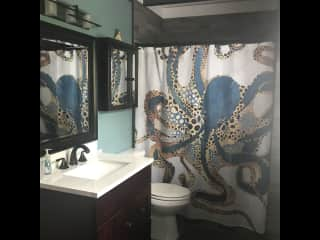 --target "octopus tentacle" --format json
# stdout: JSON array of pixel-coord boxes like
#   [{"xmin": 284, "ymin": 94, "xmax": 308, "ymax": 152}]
[{"xmin": 191, "ymin": 196, "xmax": 257, "ymax": 232}]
